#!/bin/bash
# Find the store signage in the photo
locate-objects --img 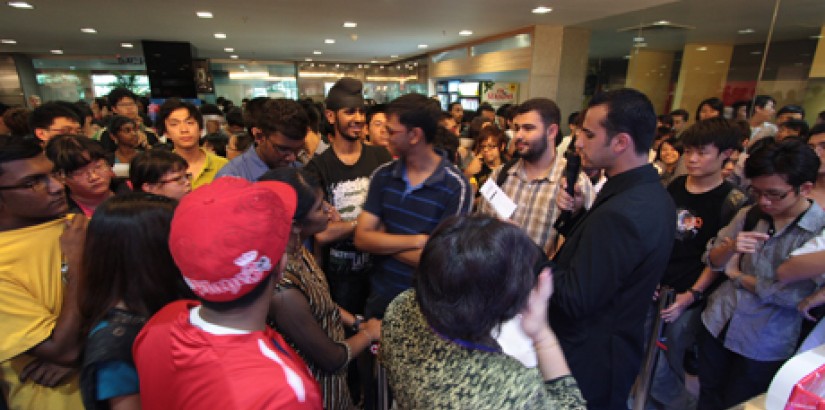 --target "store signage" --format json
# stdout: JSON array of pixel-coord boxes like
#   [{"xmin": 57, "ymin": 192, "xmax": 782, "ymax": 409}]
[
  {"xmin": 117, "ymin": 56, "xmax": 145, "ymax": 65},
  {"xmin": 482, "ymin": 82, "xmax": 519, "ymax": 106}
]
